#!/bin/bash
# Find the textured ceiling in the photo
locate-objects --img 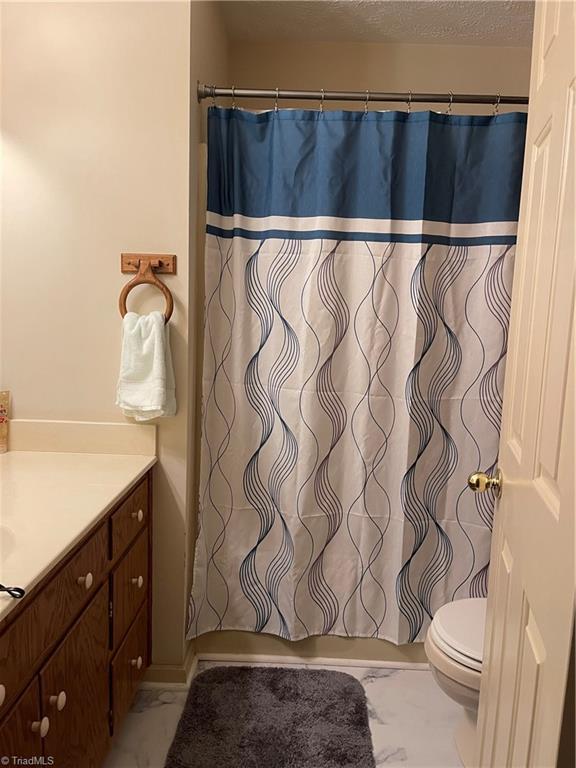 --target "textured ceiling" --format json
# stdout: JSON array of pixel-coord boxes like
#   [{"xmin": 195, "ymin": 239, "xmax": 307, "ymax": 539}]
[{"xmin": 220, "ymin": 0, "xmax": 534, "ymax": 46}]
